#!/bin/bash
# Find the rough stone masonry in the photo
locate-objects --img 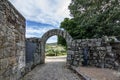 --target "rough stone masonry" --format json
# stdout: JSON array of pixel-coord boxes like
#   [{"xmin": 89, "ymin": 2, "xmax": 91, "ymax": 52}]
[
  {"xmin": 0, "ymin": 0, "xmax": 26, "ymax": 80},
  {"xmin": 25, "ymin": 29, "xmax": 120, "ymax": 72},
  {"xmin": 29, "ymin": 29, "xmax": 120, "ymax": 71},
  {"xmin": 72, "ymin": 39, "xmax": 120, "ymax": 70}
]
